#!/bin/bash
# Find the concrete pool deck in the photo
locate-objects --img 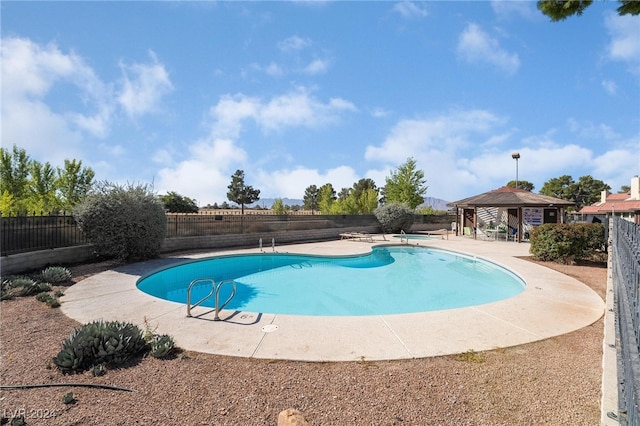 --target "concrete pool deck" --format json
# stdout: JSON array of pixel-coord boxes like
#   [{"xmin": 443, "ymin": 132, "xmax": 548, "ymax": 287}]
[{"xmin": 60, "ymin": 235, "xmax": 605, "ymax": 362}]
